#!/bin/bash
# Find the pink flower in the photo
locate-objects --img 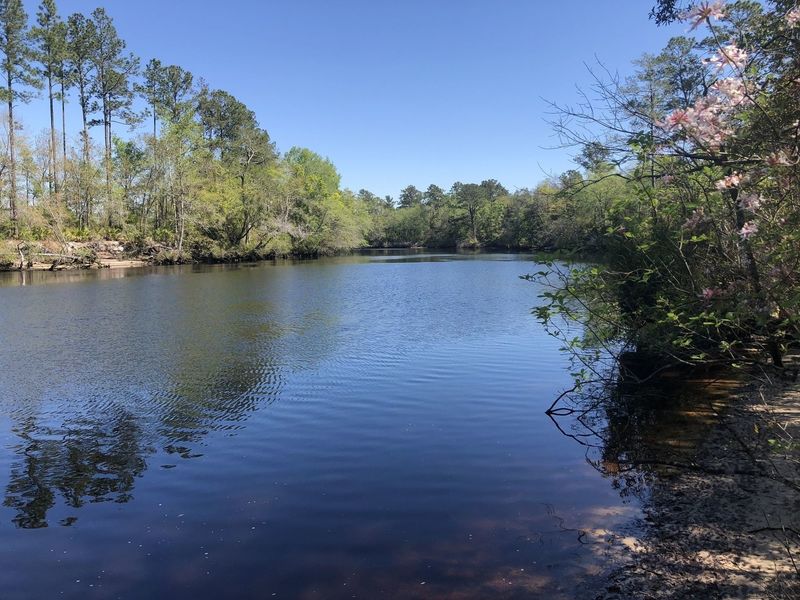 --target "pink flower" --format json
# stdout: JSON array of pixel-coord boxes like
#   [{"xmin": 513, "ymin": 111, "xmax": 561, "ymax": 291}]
[
  {"xmin": 683, "ymin": 207, "xmax": 707, "ymax": 231},
  {"xmin": 700, "ymin": 287, "xmax": 722, "ymax": 301},
  {"xmin": 711, "ymin": 77, "xmax": 751, "ymax": 105},
  {"xmin": 739, "ymin": 193, "xmax": 762, "ymax": 212},
  {"xmin": 706, "ymin": 44, "xmax": 748, "ymax": 72},
  {"xmin": 684, "ymin": 1, "xmax": 726, "ymax": 30},
  {"xmin": 739, "ymin": 221, "xmax": 759, "ymax": 239},
  {"xmin": 665, "ymin": 110, "xmax": 691, "ymax": 129},
  {"xmin": 664, "ymin": 97, "xmax": 732, "ymax": 148},
  {"xmin": 766, "ymin": 150, "xmax": 793, "ymax": 166},
  {"xmin": 787, "ymin": 7, "xmax": 800, "ymax": 27},
  {"xmin": 714, "ymin": 172, "xmax": 742, "ymax": 190}
]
